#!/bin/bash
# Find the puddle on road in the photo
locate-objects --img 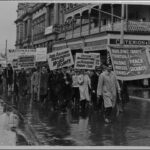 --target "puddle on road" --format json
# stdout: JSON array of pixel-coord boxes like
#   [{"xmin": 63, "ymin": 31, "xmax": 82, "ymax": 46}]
[
  {"xmin": 128, "ymin": 88, "xmax": 150, "ymax": 99},
  {"xmin": 1, "ymin": 89, "xmax": 150, "ymax": 146}
]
